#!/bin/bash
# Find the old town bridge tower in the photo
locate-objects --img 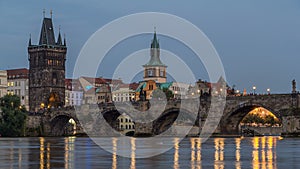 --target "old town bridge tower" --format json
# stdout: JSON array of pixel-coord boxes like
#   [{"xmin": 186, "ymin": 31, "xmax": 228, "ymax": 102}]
[{"xmin": 28, "ymin": 13, "xmax": 66, "ymax": 111}]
